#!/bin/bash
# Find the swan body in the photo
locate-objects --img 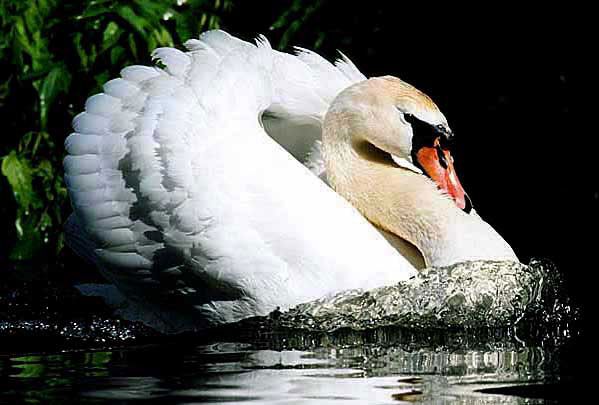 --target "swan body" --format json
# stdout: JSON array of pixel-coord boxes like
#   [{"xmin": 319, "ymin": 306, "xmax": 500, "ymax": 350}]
[{"xmin": 64, "ymin": 31, "xmax": 517, "ymax": 331}]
